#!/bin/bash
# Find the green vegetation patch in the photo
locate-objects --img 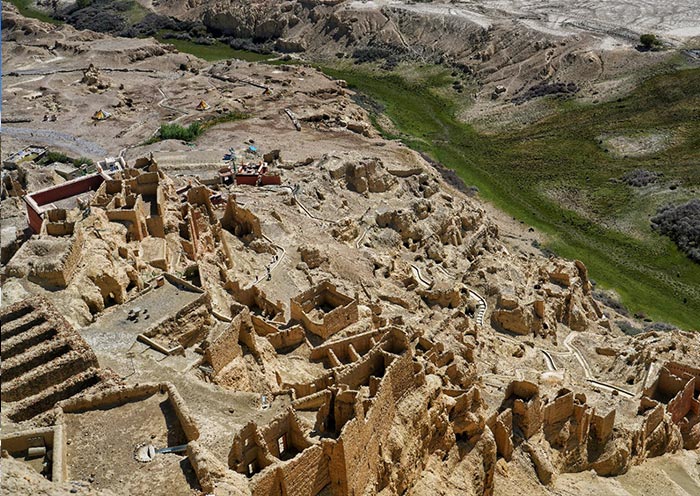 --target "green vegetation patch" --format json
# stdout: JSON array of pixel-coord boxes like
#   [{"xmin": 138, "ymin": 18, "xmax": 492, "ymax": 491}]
[
  {"xmin": 146, "ymin": 111, "xmax": 249, "ymax": 144},
  {"xmin": 156, "ymin": 35, "xmax": 273, "ymax": 62},
  {"xmin": 7, "ymin": 0, "xmax": 62, "ymax": 24},
  {"xmin": 155, "ymin": 122, "xmax": 203, "ymax": 142},
  {"xmin": 320, "ymin": 63, "xmax": 700, "ymax": 329},
  {"xmin": 39, "ymin": 151, "xmax": 94, "ymax": 168}
]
